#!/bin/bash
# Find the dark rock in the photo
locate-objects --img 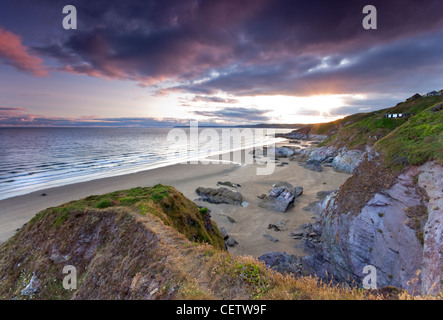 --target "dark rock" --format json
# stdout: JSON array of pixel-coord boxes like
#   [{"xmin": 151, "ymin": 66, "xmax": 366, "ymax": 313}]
[
  {"xmin": 220, "ymin": 227, "xmax": 229, "ymax": 240},
  {"xmin": 258, "ymin": 252, "xmax": 302, "ymax": 275},
  {"xmin": 303, "ymin": 159, "xmax": 322, "ymax": 172},
  {"xmin": 195, "ymin": 187, "xmax": 243, "ymax": 206},
  {"xmin": 217, "ymin": 181, "xmax": 241, "ymax": 188},
  {"xmin": 316, "ymin": 190, "xmax": 333, "ymax": 201},
  {"xmin": 258, "ymin": 182, "xmax": 303, "ymax": 213},
  {"xmin": 267, "ymin": 147, "xmax": 296, "ymax": 158},
  {"xmin": 267, "ymin": 224, "xmax": 282, "ymax": 232},
  {"xmin": 226, "ymin": 216, "xmax": 236, "ymax": 223},
  {"xmin": 293, "ymin": 186, "xmax": 304, "ymax": 198},
  {"xmin": 226, "ymin": 237, "xmax": 238, "ymax": 247},
  {"xmin": 263, "ymin": 234, "xmax": 279, "ymax": 242}
]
